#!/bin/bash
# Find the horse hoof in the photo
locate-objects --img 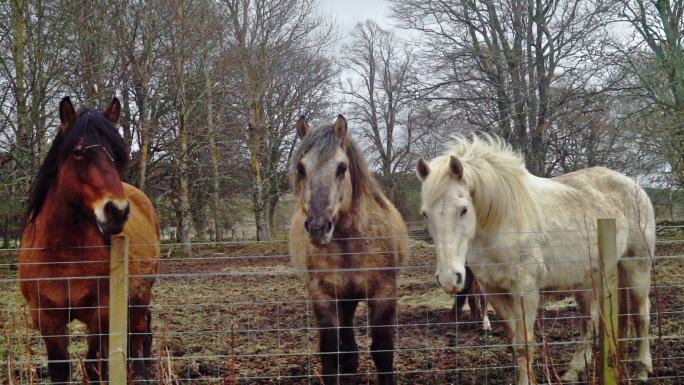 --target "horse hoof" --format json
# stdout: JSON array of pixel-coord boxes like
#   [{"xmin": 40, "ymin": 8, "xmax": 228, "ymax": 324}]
[
  {"xmin": 634, "ymin": 362, "xmax": 651, "ymax": 382},
  {"xmin": 482, "ymin": 320, "xmax": 492, "ymax": 332}
]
